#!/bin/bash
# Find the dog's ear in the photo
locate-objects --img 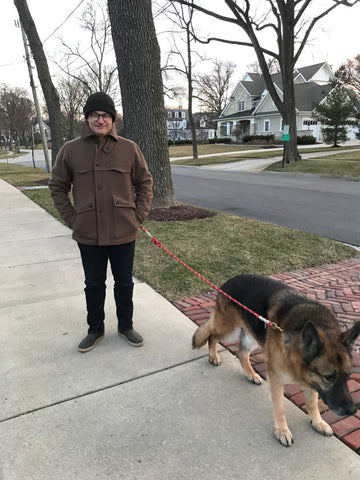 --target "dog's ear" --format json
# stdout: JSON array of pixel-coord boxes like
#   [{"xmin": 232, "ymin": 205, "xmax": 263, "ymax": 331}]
[
  {"xmin": 341, "ymin": 321, "xmax": 360, "ymax": 354},
  {"xmin": 301, "ymin": 321, "xmax": 324, "ymax": 364}
]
